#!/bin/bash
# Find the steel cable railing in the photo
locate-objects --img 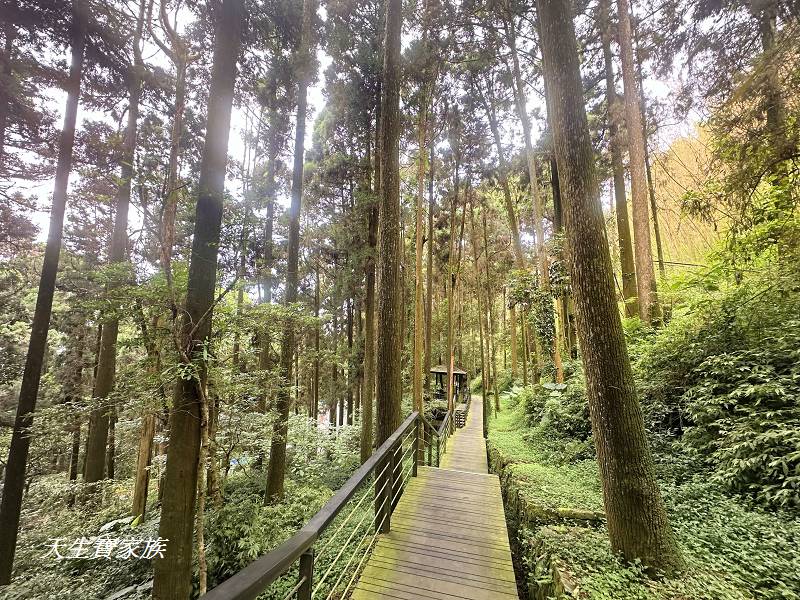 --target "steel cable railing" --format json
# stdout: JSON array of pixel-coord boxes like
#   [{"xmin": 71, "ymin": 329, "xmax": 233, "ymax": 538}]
[{"xmin": 204, "ymin": 411, "xmax": 450, "ymax": 600}]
